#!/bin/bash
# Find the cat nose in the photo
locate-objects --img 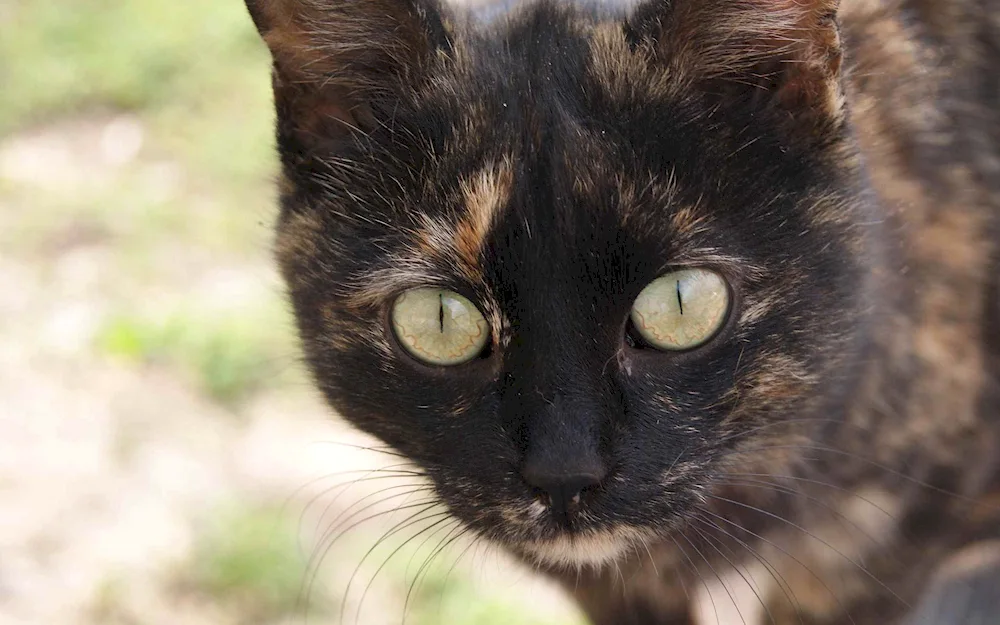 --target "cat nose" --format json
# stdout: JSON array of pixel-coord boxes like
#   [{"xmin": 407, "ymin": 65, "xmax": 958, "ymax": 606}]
[{"xmin": 521, "ymin": 463, "xmax": 606, "ymax": 524}]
